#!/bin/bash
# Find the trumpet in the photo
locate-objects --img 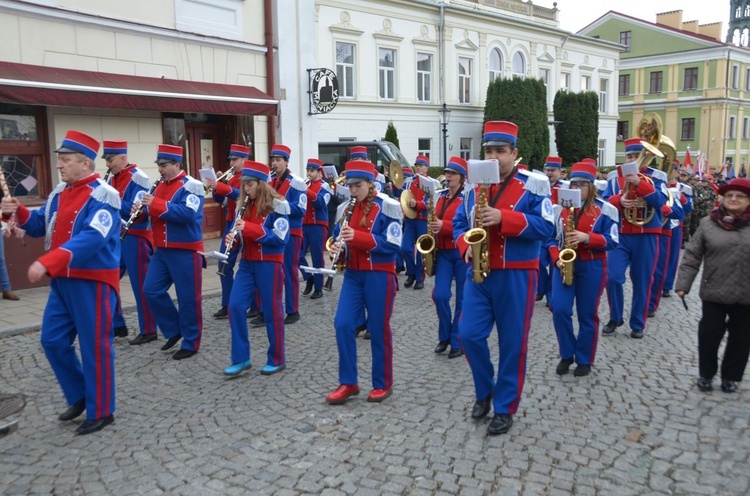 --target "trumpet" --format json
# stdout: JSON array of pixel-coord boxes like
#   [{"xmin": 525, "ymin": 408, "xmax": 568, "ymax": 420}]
[
  {"xmin": 121, "ymin": 177, "xmax": 162, "ymax": 240},
  {"xmin": 464, "ymin": 184, "xmax": 490, "ymax": 284},
  {"xmin": 204, "ymin": 169, "xmax": 234, "ymax": 193},
  {"xmin": 217, "ymin": 195, "xmax": 250, "ymax": 276},
  {"xmin": 415, "ymin": 190, "xmax": 437, "ymax": 277},
  {"xmin": 326, "ymin": 198, "xmax": 355, "ymax": 273}
]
